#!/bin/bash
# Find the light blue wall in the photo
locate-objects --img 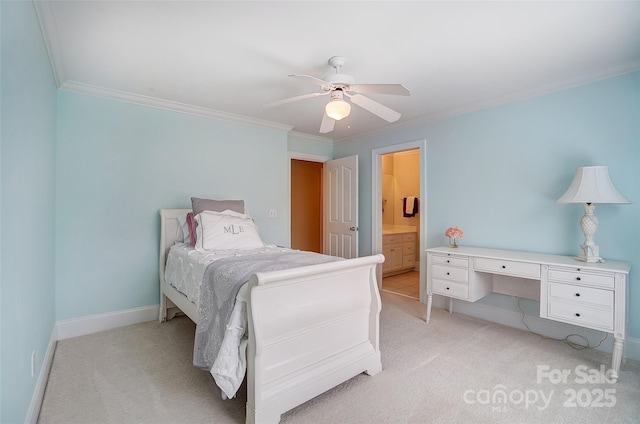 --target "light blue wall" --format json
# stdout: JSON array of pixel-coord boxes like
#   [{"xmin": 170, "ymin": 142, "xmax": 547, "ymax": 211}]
[
  {"xmin": 335, "ymin": 71, "xmax": 640, "ymax": 341},
  {"xmin": 55, "ymin": 92, "xmax": 291, "ymax": 320},
  {"xmin": 0, "ymin": 1, "xmax": 58, "ymax": 423},
  {"xmin": 2, "ymin": 4, "xmax": 638, "ymax": 419}
]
